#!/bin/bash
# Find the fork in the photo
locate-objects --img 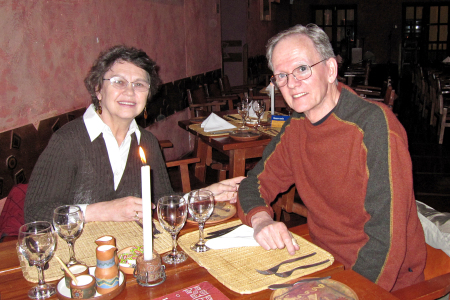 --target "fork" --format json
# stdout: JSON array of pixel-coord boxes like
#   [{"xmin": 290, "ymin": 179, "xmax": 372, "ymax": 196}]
[
  {"xmin": 274, "ymin": 259, "xmax": 330, "ymax": 278},
  {"xmin": 255, "ymin": 252, "xmax": 317, "ymax": 275}
]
